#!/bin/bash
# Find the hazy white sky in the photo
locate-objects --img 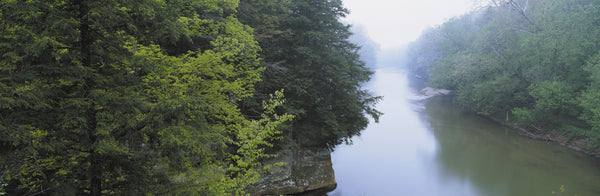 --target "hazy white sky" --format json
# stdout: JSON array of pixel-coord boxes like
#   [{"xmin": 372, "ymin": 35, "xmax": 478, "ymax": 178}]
[{"xmin": 342, "ymin": 0, "xmax": 475, "ymax": 49}]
